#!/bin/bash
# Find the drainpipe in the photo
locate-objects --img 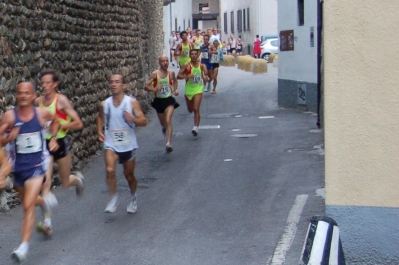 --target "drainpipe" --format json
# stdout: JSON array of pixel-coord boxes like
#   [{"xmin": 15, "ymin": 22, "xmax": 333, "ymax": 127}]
[
  {"xmin": 316, "ymin": 0, "xmax": 323, "ymax": 128},
  {"xmin": 170, "ymin": 3, "xmax": 172, "ymax": 33}
]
